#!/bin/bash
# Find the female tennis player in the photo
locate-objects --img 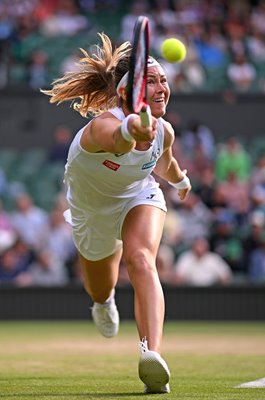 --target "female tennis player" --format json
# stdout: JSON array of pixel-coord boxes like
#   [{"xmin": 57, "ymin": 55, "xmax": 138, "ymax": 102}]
[{"xmin": 42, "ymin": 33, "xmax": 191, "ymax": 394}]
